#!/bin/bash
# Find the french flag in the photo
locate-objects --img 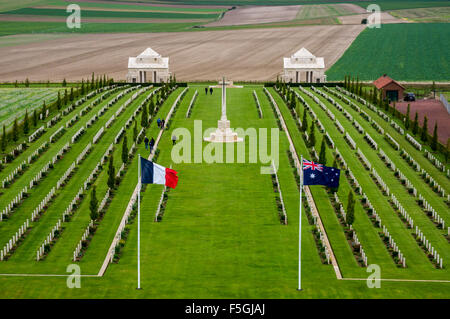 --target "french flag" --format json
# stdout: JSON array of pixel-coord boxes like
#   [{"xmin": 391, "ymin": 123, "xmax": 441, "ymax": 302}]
[{"xmin": 140, "ymin": 157, "xmax": 178, "ymax": 189}]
